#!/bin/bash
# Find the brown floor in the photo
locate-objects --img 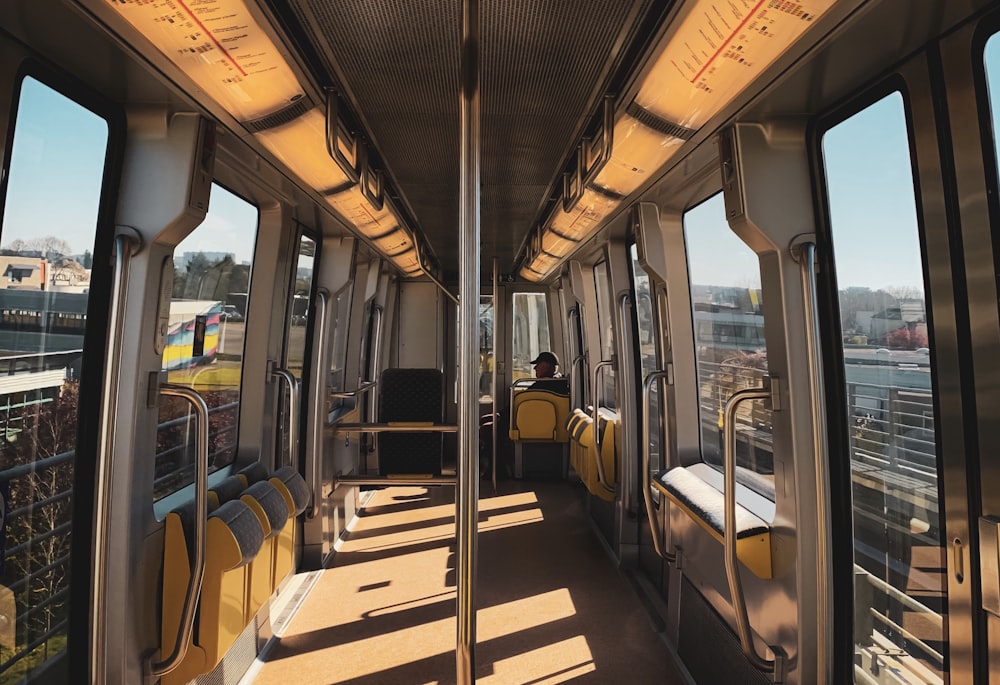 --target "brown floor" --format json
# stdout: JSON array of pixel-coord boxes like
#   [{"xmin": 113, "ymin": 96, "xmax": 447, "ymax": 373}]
[{"xmin": 251, "ymin": 481, "xmax": 677, "ymax": 684}]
